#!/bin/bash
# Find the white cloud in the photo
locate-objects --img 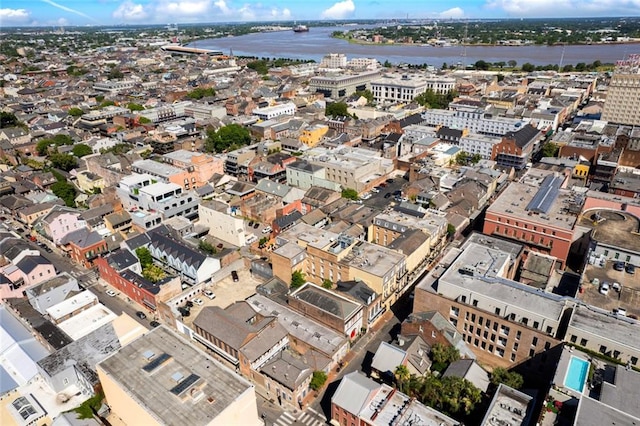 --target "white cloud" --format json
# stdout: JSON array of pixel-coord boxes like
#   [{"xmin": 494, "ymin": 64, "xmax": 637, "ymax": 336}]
[
  {"xmin": 0, "ymin": 8, "xmax": 31, "ymax": 24},
  {"xmin": 271, "ymin": 7, "xmax": 291, "ymax": 19},
  {"xmin": 437, "ymin": 7, "xmax": 464, "ymax": 19},
  {"xmin": 112, "ymin": 1, "xmax": 148, "ymax": 21},
  {"xmin": 213, "ymin": 0, "xmax": 232, "ymax": 15},
  {"xmin": 485, "ymin": 0, "xmax": 640, "ymax": 16},
  {"xmin": 321, "ymin": 0, "xmax": 356, "ymax": 19},
  {"xmin": 155, "ymin": 0, "xmax": 211, "ymax": 17}
]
